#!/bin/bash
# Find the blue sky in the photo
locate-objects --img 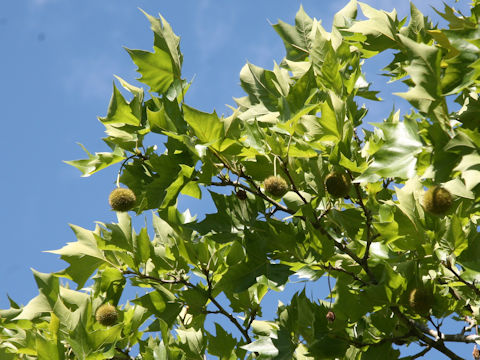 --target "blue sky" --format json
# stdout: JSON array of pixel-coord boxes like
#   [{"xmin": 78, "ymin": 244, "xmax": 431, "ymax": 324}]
[{"xmin": 0, "ymin": 0, "xmax": 474, "ymax": 358}]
